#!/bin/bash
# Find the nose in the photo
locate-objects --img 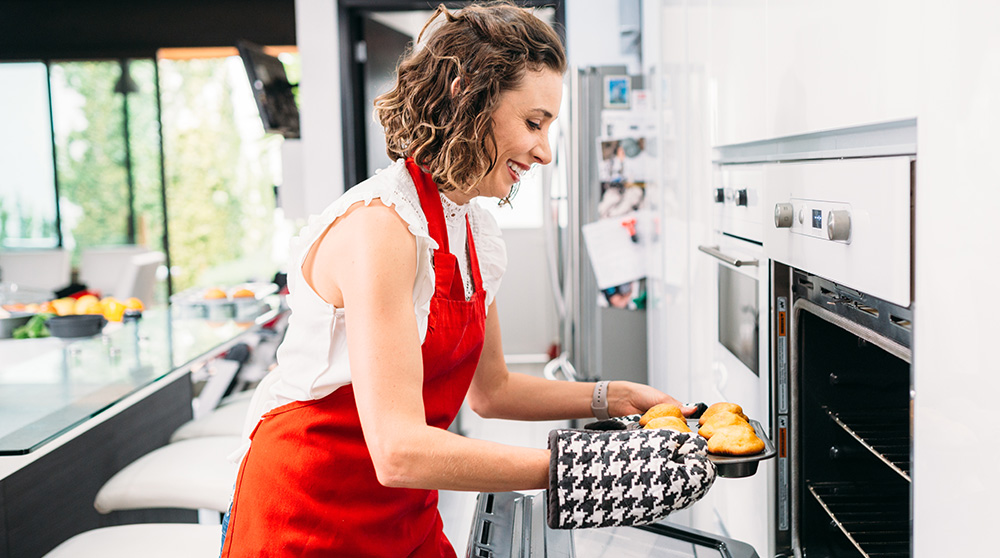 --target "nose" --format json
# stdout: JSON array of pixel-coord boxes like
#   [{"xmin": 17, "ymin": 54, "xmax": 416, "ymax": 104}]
[{"xmin": 531, "ymin": 136, "xmax": 553, "ymax": 166}]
